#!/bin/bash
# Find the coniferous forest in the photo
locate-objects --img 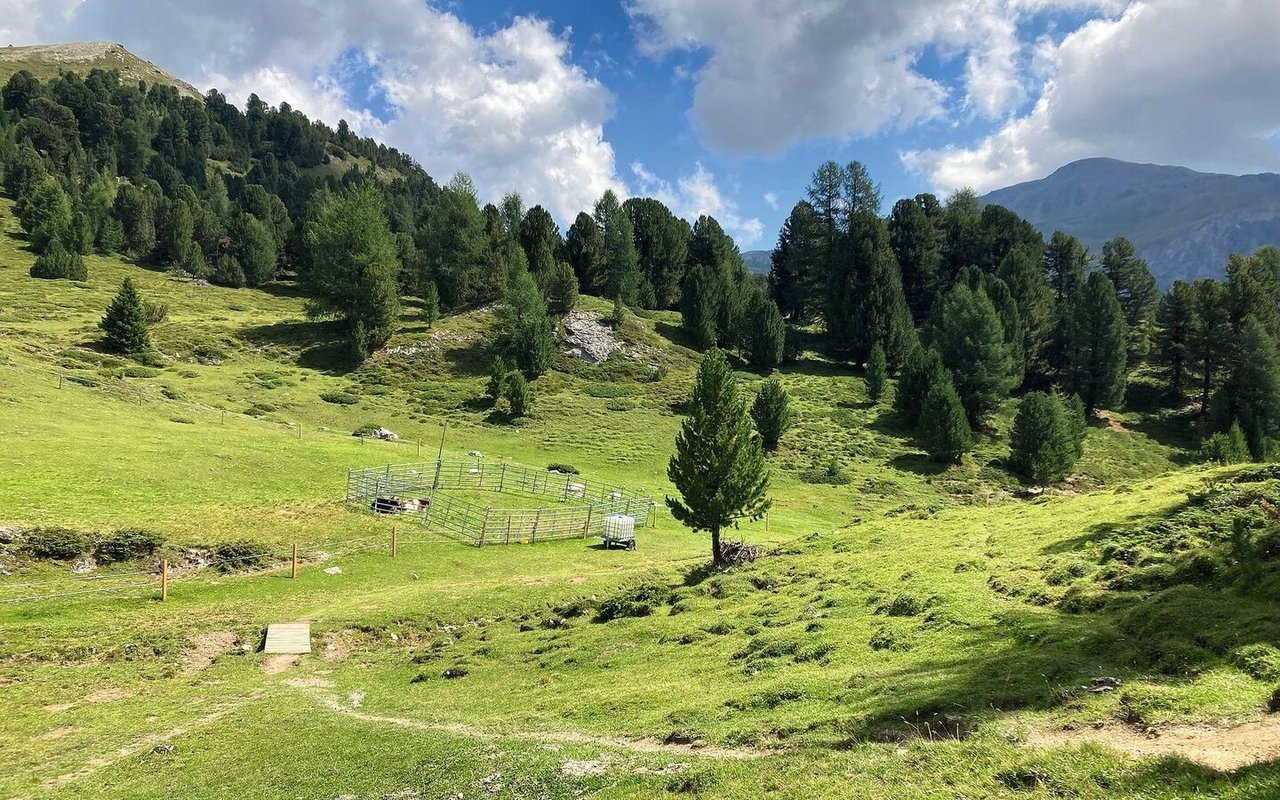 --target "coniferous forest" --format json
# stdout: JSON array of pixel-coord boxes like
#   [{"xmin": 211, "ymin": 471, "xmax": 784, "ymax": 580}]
[{"xmin": 4, "ymin": 67, "xmax": 1280, "ymax": 476}]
